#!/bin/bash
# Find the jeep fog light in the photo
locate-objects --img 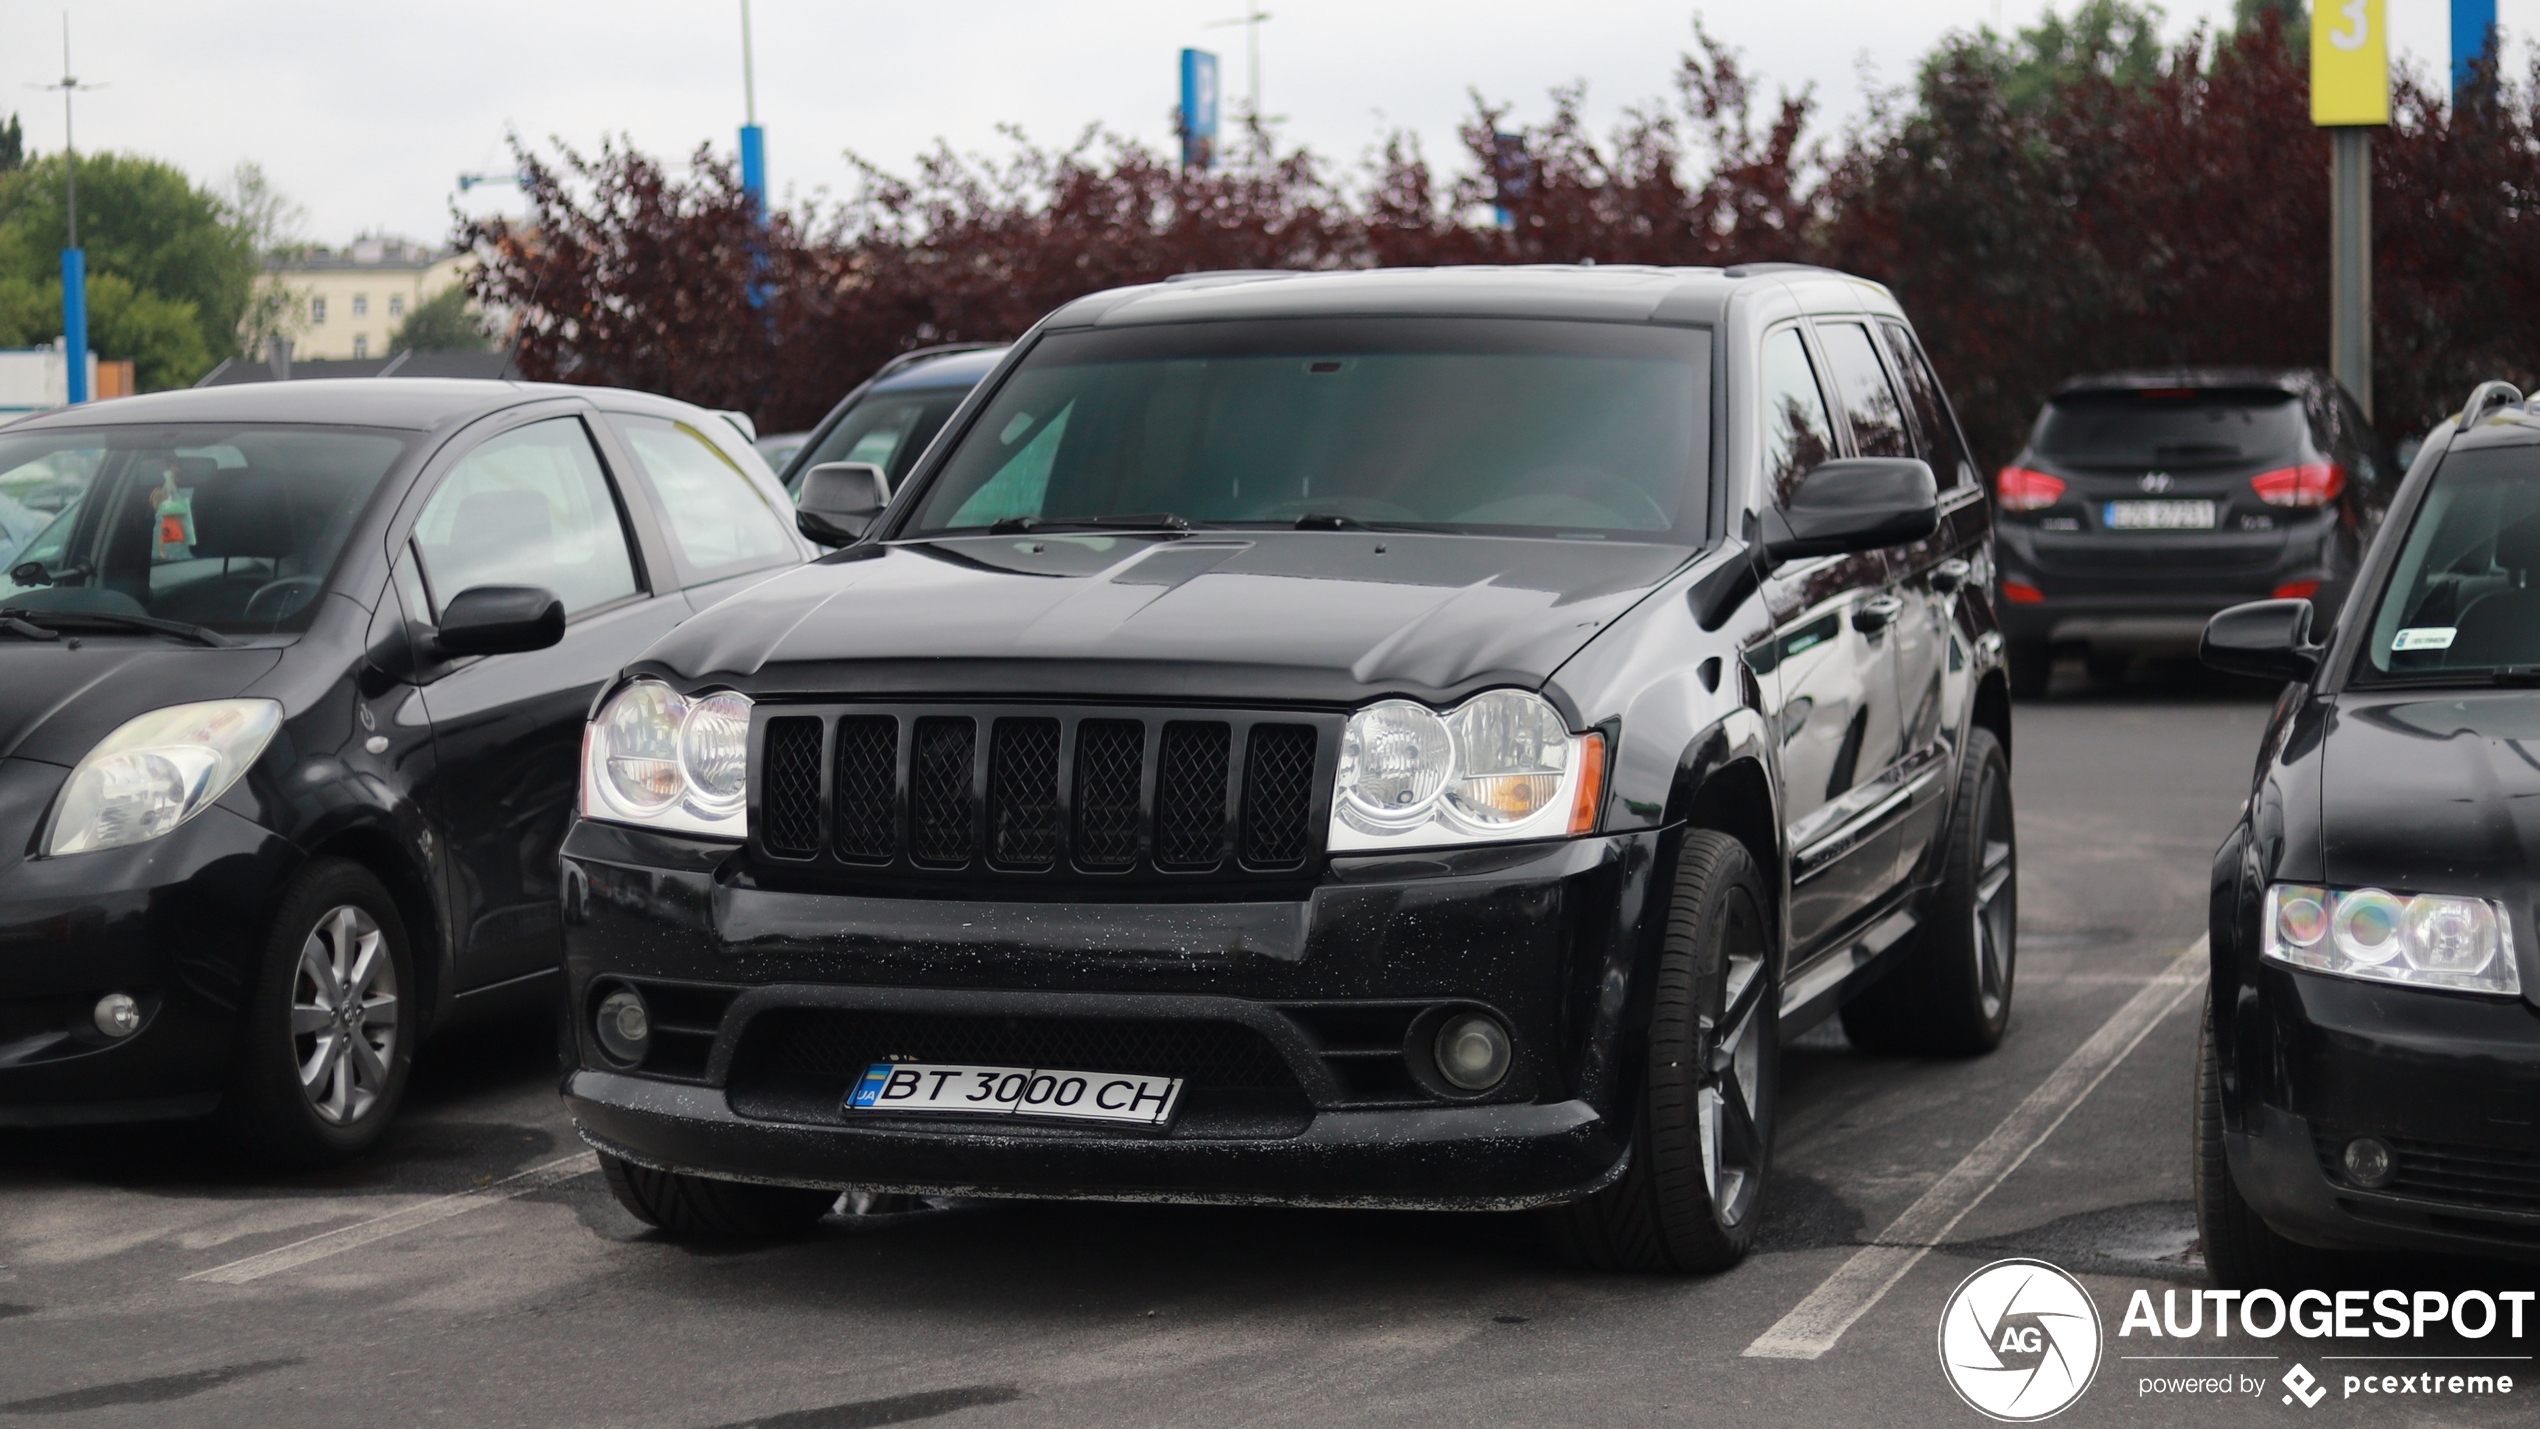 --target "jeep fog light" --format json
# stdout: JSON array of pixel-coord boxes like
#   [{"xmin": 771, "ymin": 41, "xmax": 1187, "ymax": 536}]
[
  {"xmin": 1435, "ymin": 1013, "xmax": 1512, "ymax": 1091},
  {"xmin": 595, "ymin": 987, "xmax": 651, "ymax": 1065},
  {"xmin": 93, "ymin": 992, "xmax": 141, "ymax": 1038},
  {"xmin": 2343, "ymin": 1136, "xmax": 2395, "ymax": 1189}
]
